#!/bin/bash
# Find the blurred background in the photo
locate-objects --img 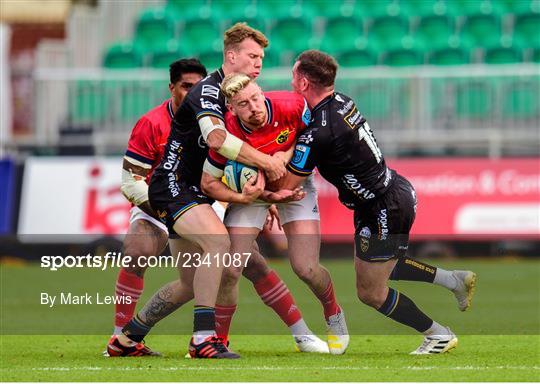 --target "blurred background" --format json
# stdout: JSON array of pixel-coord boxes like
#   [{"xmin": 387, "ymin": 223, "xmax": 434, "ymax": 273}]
[{"xmin": 0, "ymin": 0, "xmax": 539, "ymax": 260}]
